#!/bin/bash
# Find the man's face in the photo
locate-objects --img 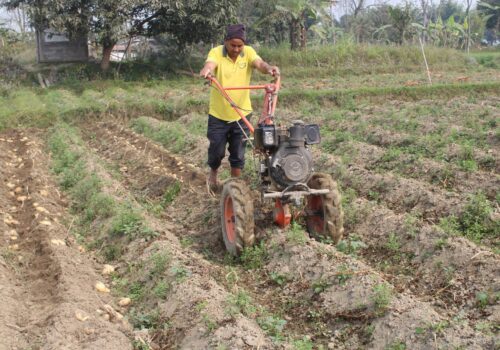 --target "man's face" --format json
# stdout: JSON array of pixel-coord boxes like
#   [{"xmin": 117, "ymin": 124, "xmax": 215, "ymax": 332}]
[{"xmin": 225, "ymin": 38, "xmax": 244, "ymax": 60}]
